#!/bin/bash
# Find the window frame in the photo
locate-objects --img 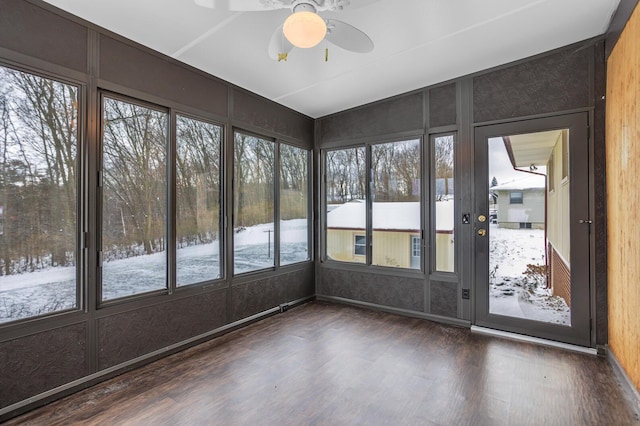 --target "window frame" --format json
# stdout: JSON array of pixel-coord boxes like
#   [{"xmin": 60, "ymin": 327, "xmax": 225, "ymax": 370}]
[
  {"xmin": 430, "ymin": 132, "xmax": 457, "ymax": 275},
  {"xmin": 0, "ymin": 62, "xmax": 84, "ymax": 325},
  {"xmin": 279, "ymin": 142, "xmax": 312, "ymax": 267},
  {"xmin": 174, "ymin": 112, "xmax": 225, "ymax": 288},
  {"xmin": 98, "ymin": 92, "xmax": 171, "ymax": 304},
  {"xmin": 232, "ymin": 129, "xmax": 313, "ymax": 277},
  {"xmin": 322, "ymin": 136, "xmax": 424, "ymax": 271}
]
